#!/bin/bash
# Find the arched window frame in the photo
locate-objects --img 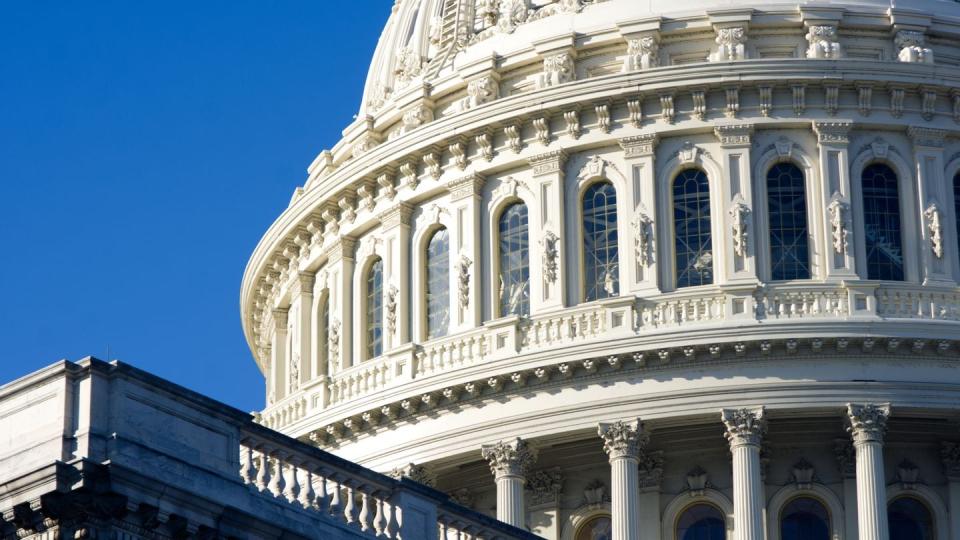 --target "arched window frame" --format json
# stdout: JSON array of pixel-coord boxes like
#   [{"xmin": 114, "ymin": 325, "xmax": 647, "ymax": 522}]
[
  {"xmin": 753, "ymin": 143, "xmax": 820, "ymax": 282},
  {"xmin": 559, "ymin": 504, "xmax": 611, "ymax": 540},
  {"xmin": 849, "ymin": 145, "xmax": 919, "ymax": 282},
  {"xmin": 312, "ymin": 284, "xmax": 331, "ymax": 376},
  {"xmin": 885, "ymin": 484, "xmax": 948, "ymax": 539},
  {"xmin": 942, "ymin": 155, "xmax": 960, "ymax": 283},
  {"xmin": 766, "ymin": 484, "xmax": 844, "ymax": 540},
  {"xmin": 658, "ymin": 145, "xmax": 725, "ymax": 291},
  {"xmin": 487, "ymin": 178, "xmax": 539, "ymax": 319},
  {"xmin": 572, "ymin": 155, "xmax": 631, "ymax": 303},
  {"xmin": 662, "ymin": 489, "xmax": 733, "ymax": 540},
  {"xmin": 353, "ymin": 237, "xmax": 388, "ymax": 363},
  {"xmin": 412, "ymin": 206, "xmax": 455, "ymax": 341}
]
